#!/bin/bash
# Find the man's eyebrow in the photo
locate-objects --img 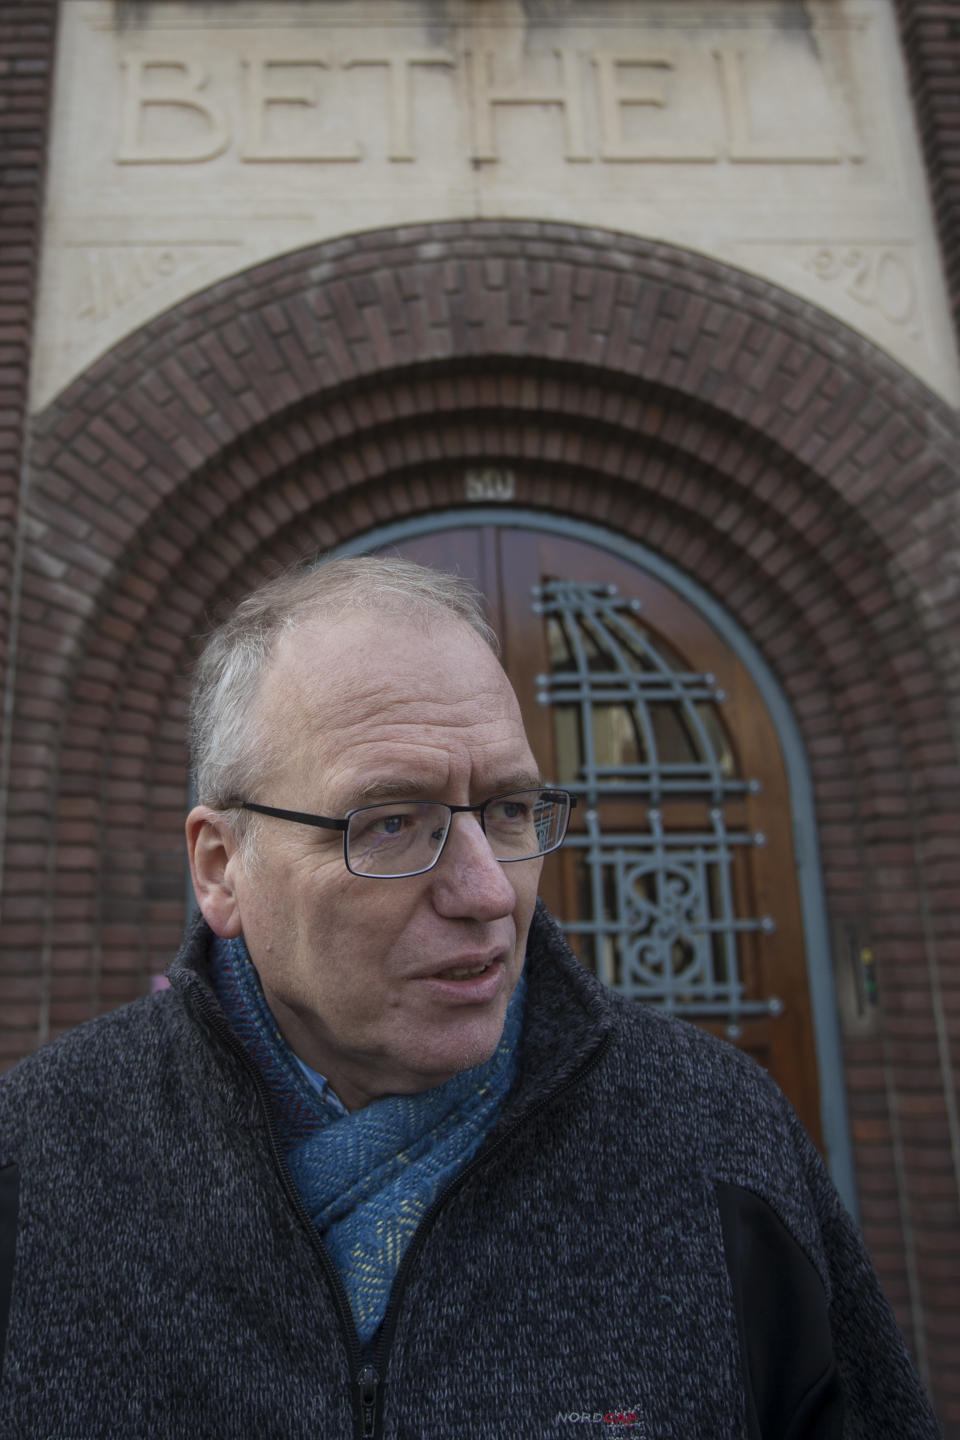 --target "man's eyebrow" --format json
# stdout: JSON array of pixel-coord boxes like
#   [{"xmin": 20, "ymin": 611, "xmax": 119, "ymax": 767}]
[
  {"xmin": 344, "ymin": 771, "xmax": 546, "ymax": 810},
  {"xmin": 491, "ymin": 770, "xmax": 547, "ymax": 795},
  {"xmin": 344, "ymin": 778, "xmax": 436, "ymax": 809}
]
